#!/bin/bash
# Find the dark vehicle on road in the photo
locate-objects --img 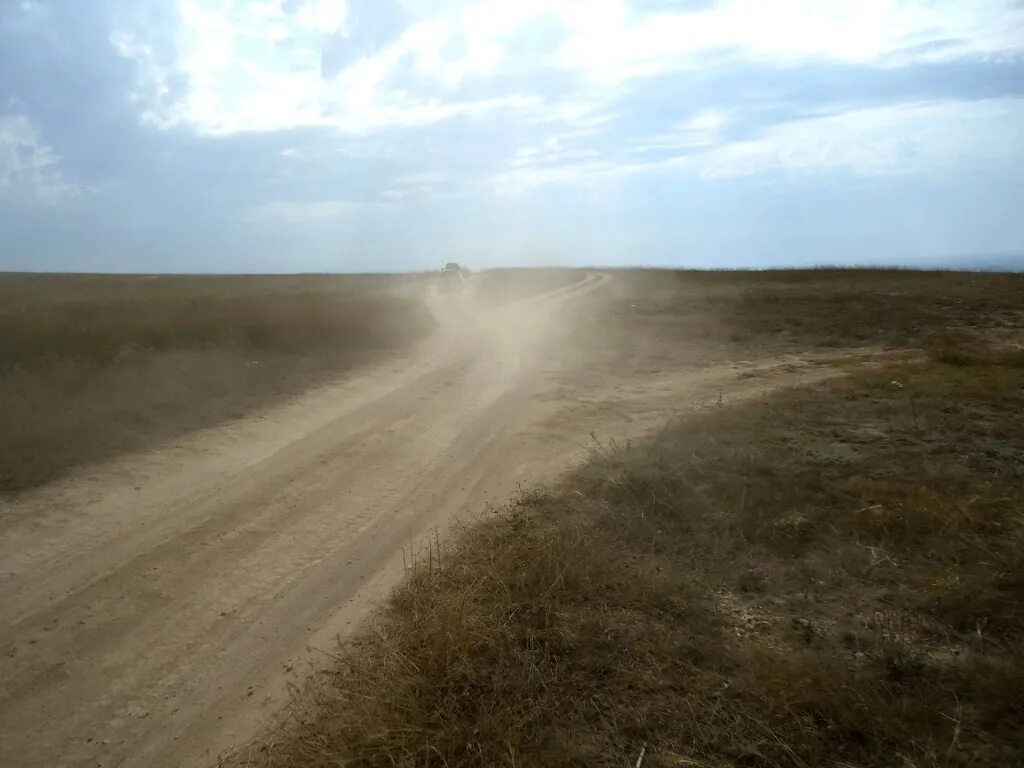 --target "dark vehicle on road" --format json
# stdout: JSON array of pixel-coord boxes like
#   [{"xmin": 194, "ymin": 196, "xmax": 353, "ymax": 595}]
[{"xmin": 439, "ymin": 262, "xmax": 465, "ymax": 292}]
